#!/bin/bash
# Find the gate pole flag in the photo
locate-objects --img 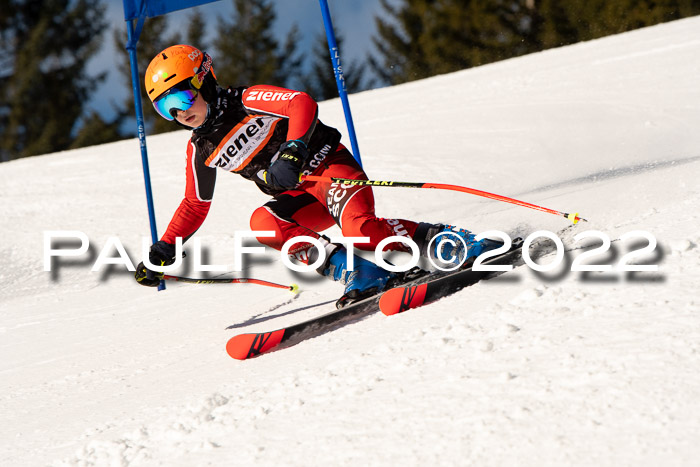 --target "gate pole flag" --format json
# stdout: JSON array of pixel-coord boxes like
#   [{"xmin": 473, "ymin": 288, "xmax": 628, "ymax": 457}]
[{"xmin": 318, "ymin": 0, "xmax": 363, "ymax": 167}]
